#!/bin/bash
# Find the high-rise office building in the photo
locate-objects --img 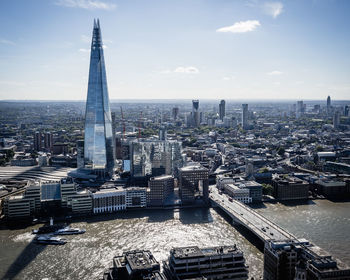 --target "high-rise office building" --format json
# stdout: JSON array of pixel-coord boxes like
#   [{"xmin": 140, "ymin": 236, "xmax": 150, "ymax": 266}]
[
  {"xmin": 333, "ymin": 111, "xmax": 340, "ymax": 129},
  {"xmin": 242, "ymin": 104, "xmax": 249, "ymax": 130},
  {"xmin": 44, "ymin": 132, "xmax": 53, "ymax": 151},
  {"xmin": 83, "ymin": 19, "xmax": 115, "ymax": 175},
  {"xmin": 172, "ymin": 107, "xmax": 179, "ymax": 120},
  {"xmin": 219, "ymin": 99, "xmax": 225, "ymax": 121},
  {"xmin": 296, "ymin": 101, "xmax": 304, "ymax": 119},
  {"xmin": 179, "ymin": 165, "xmax": 209, "ymax": 204},
  {"xmin": 327, "ymin": 95, "xmax": 331, "ymax": 113},
  {"xmin": 34, "ymin": 132, "xmax": 42, "ymax": 152},
  {"xmin": 192, "ymin": 100, "xmax": 200, "ymax": 127},
  {"xmin": 344, "ymin": 105, "xmax": 349, "ymax": 117}
]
